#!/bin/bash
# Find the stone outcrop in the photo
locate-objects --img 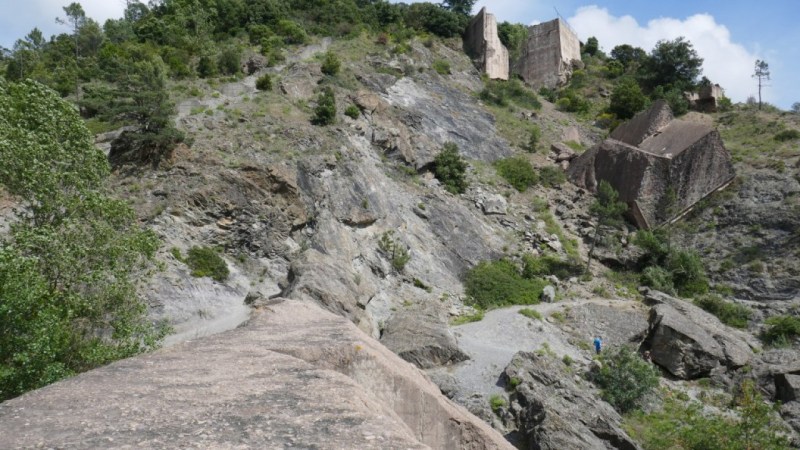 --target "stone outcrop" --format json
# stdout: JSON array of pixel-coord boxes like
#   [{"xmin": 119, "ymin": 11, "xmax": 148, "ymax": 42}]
[
  {"xmin": 502, "ymin": 352, "xmax": 641, "ymax": 450},
  {"xmin": 641, "ymin": 290, "xmax": 756, "ymax": 379},
  {"xmin": 464, "ymin": 8, "xmax": 509, "ymax": 80},
  {"xmin": 381, "ymin": 302, "xmax": 469, "ymax": 369},
  {"xmin": 514, "ymin": 19, "xmax": 581, "ymax": 89},
  {"xmin": 0, "ymin": 299, "xmax": 513, "ymax": 450},
  {"xmin": 567, "ymin": 100, "xmax": 736, "ymax": 228}
]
